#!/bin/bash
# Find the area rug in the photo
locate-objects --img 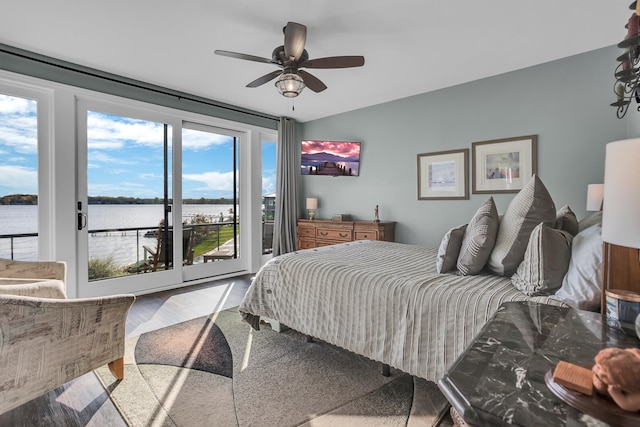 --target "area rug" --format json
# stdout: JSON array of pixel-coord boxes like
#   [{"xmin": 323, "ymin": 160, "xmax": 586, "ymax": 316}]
[{"xmin": 95, "ymin": 308, "xmax": 449, "ymax": 427}]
